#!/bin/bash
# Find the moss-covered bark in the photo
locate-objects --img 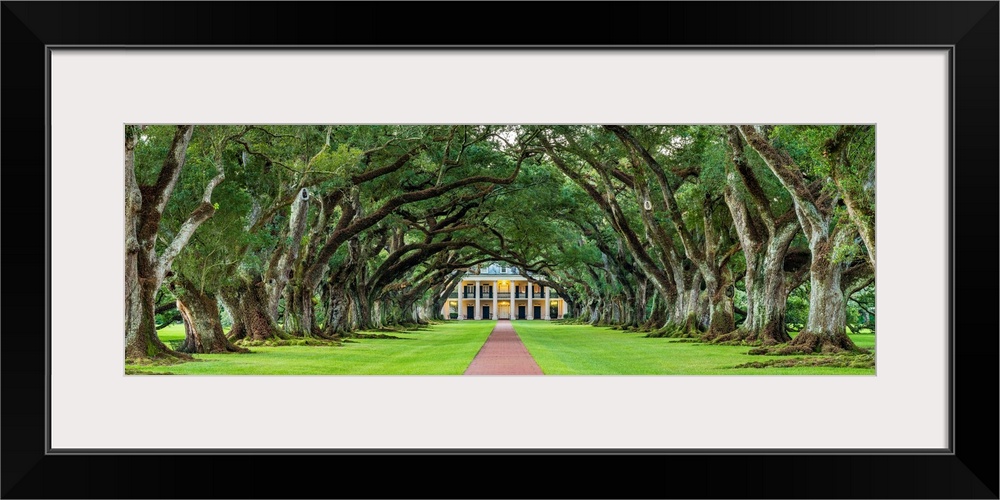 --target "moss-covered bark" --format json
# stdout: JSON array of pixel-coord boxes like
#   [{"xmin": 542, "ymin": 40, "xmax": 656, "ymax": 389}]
[
  {"xmin": 224, "ymin": 278, "xmax": 289, "ymax": 343},
  {"xmin": 174, "ymin": 280, "xmax": 247, "ymax": 354}
]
